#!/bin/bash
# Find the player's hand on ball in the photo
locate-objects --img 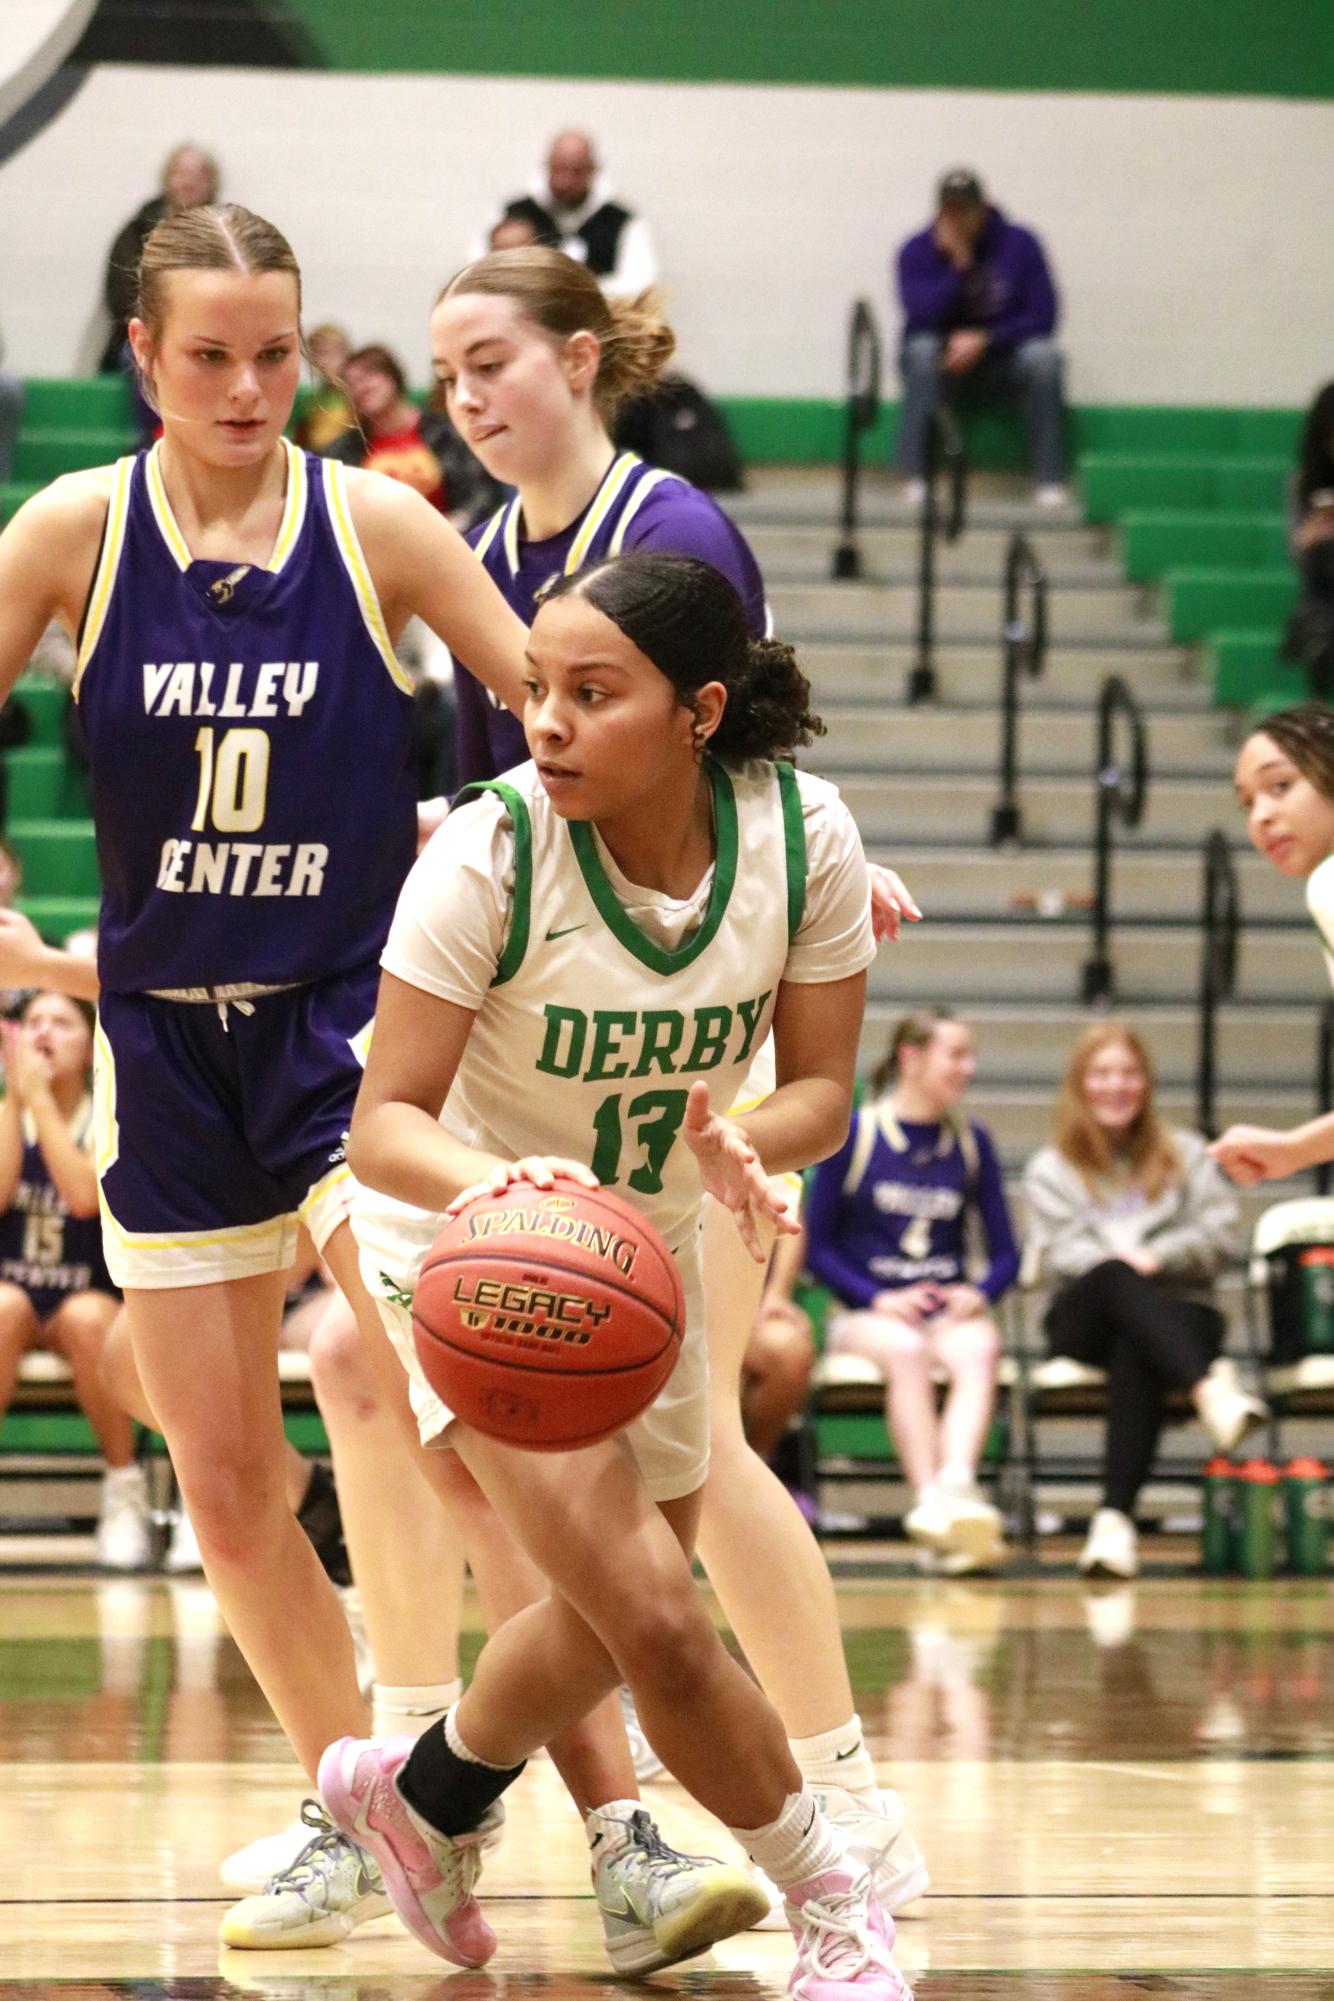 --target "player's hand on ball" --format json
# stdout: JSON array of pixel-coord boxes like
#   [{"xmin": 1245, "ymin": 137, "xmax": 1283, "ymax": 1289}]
[
  {"xmin": 444, "ymin": 1153, "xmax": 600, "ymax": 1217},
  {"xmin": 681, "ymin": 1080, "xmax": 800, "ymax": 1262},
  {"xmin": 1209, "ymin": 1124, "xmax": 1304, "ymax": 1185},
  {"xmin": 869, "ymin": 863, "xmax": 922, "ymax": 944}
]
